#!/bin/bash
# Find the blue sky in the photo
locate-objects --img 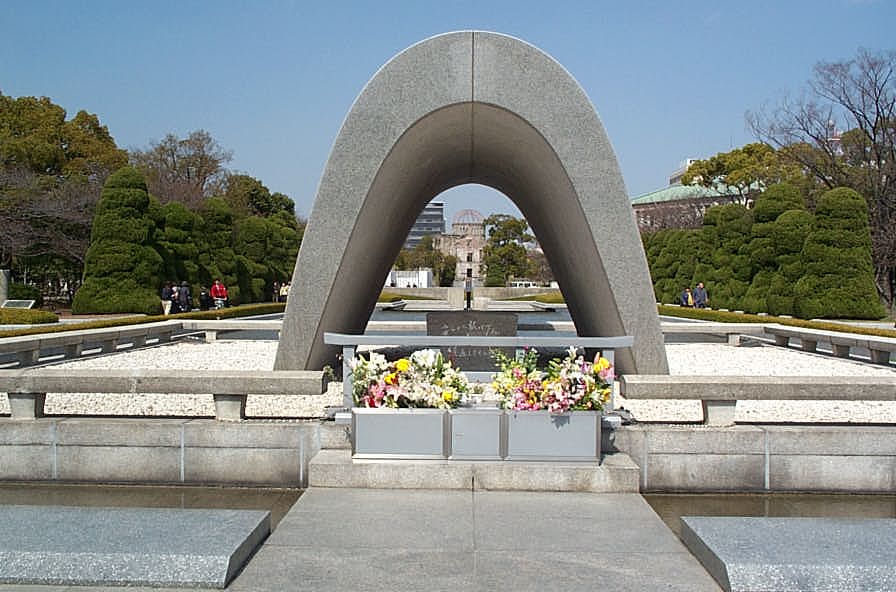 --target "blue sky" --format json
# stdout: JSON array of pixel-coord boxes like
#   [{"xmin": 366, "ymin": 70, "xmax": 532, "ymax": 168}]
[{"xmin": 2, "ymin": 1, "xmax": 892, "ymax": 227}]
